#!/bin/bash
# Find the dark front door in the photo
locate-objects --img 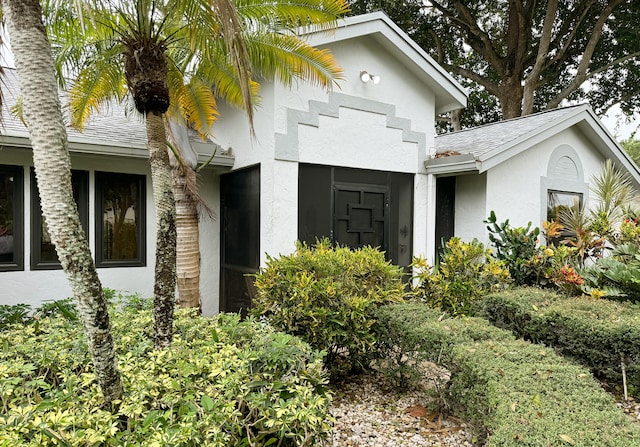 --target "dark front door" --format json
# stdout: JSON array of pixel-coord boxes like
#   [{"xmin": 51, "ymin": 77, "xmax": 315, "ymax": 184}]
[
  {"xmin": 298, "ymin": 164, "xmax": 413, "ymax": 269},
  {"xmin": 434, "ymin": 176, "xmax": 456, "ymax": 263},
  {"xmin": 220, "ymin": 165, "xmax": 260, "ymax": 314},
  {"xmin": 333, "ymin": 183, "xmax": 388, "ymax": 252}
]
